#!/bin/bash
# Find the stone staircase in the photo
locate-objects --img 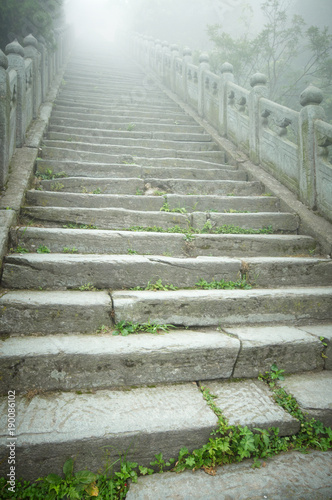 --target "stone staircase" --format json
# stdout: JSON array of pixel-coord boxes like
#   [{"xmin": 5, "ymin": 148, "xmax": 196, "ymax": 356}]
[{"xmin": 1, "ymin": 44, "xmax": 332, "ymax": 485}]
